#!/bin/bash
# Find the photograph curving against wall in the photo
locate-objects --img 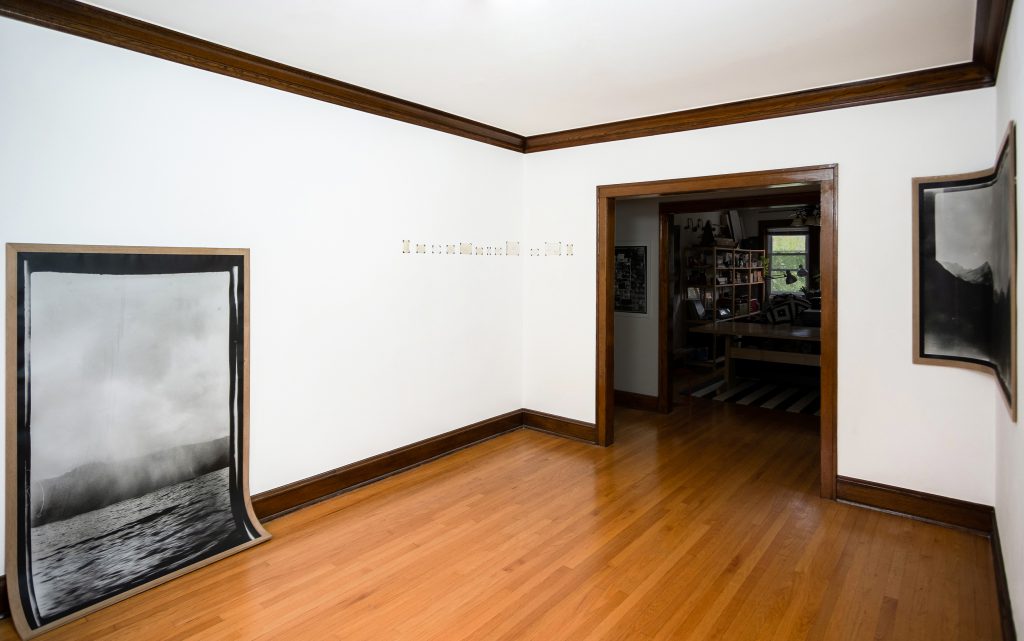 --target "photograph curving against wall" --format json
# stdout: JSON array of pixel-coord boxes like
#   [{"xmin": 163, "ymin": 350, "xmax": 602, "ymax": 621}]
[
  {"xmin": 5, "ymin": 245, "xmax": 270, "ymax": 639},
  {"xmin": 614, "ymin": 245, "xmax": 648, "ymax": 314},
  {"xmin": 913, "ymin": 123, "xmax": 1018, "ymax": 420}
]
